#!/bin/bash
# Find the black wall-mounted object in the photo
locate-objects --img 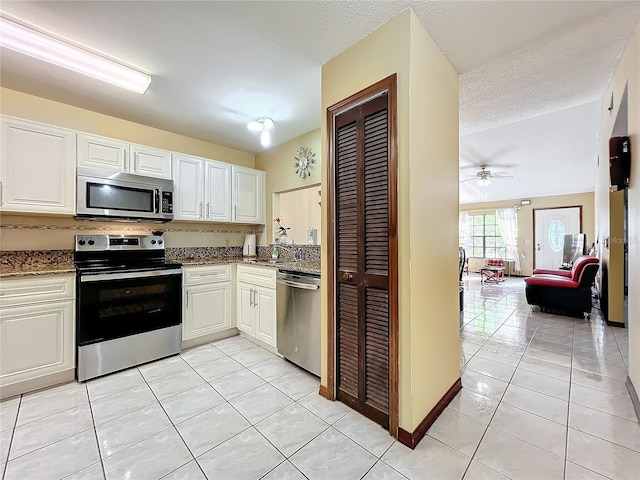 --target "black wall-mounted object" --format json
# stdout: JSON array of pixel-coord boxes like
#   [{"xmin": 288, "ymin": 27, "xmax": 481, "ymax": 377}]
[{"xmin": 609, "ymin": 136, "xmax": 631, "ymax": 191}]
